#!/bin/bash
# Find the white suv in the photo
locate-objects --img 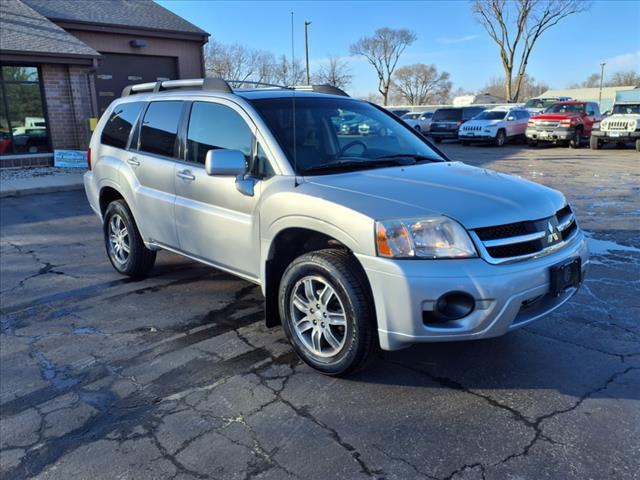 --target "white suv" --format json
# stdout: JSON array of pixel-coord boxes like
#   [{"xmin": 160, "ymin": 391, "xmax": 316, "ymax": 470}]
[
  {"xmin": 459, "ymin": 107, "xmax": 530, "ymax": 146},
  {"xmin": 84, "ymin": 78, "xmax": 588, "ymax": 376}
]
